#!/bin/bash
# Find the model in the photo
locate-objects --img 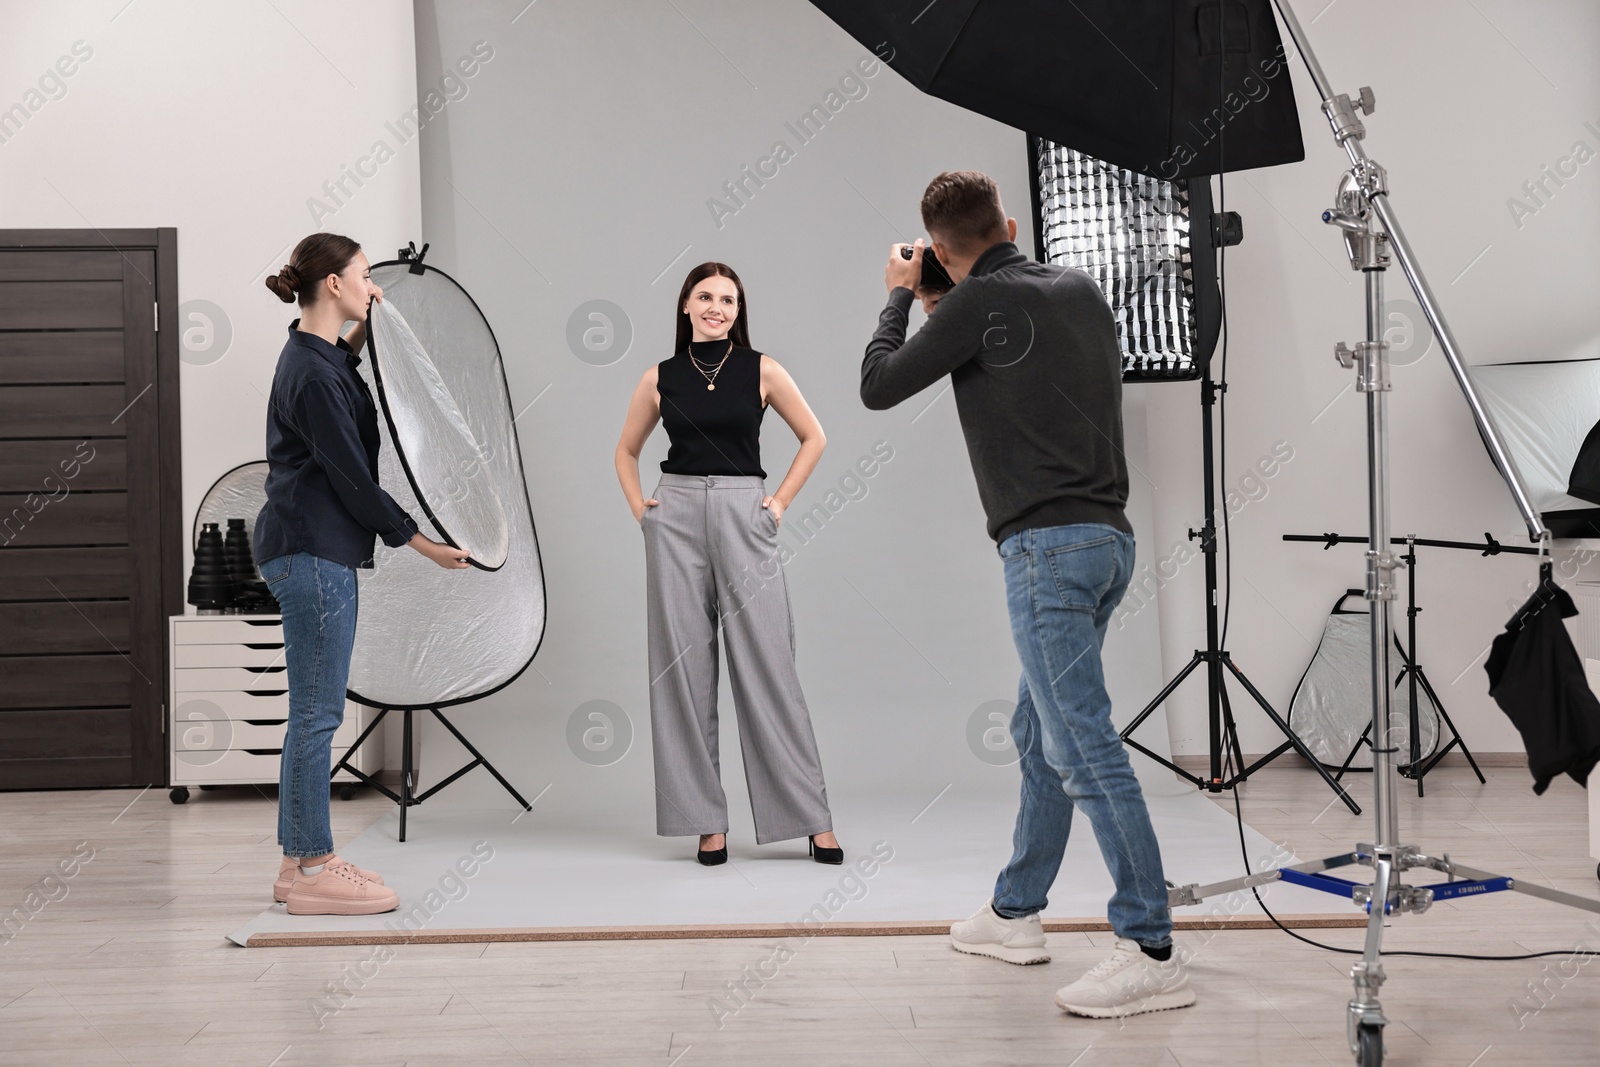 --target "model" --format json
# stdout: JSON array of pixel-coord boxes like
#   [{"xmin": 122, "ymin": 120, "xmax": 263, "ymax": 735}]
[{"xmin": 614, "ymin": 261, "xmax": 843, "ymax": 866}]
